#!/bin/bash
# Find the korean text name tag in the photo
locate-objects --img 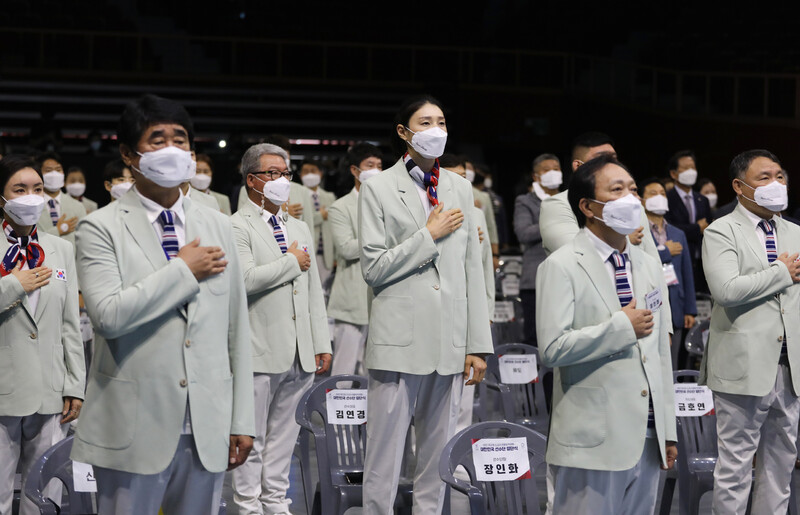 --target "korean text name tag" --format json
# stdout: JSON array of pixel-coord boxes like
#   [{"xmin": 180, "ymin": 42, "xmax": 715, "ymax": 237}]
[
  {"xmin": 472, "ymin": 437, "xmax": 531, "ymax": 482},
  {"xmin": 674, "ymin": 383, "xmax": 715, "ymax": 417},
  {"xmin": 645, "ymin": 288, "xmax": 662, "ymax": 312},
  {"xmin": 326, "ymin": 389, "xmax": 368, "ymax": 425},
  {"xmin": 72, "ymin": 461, "xmax": 97, "ymax": 492},
  {"xmin": 498, "ymin": 354, "xmax": 538, "ymax": 384}
]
